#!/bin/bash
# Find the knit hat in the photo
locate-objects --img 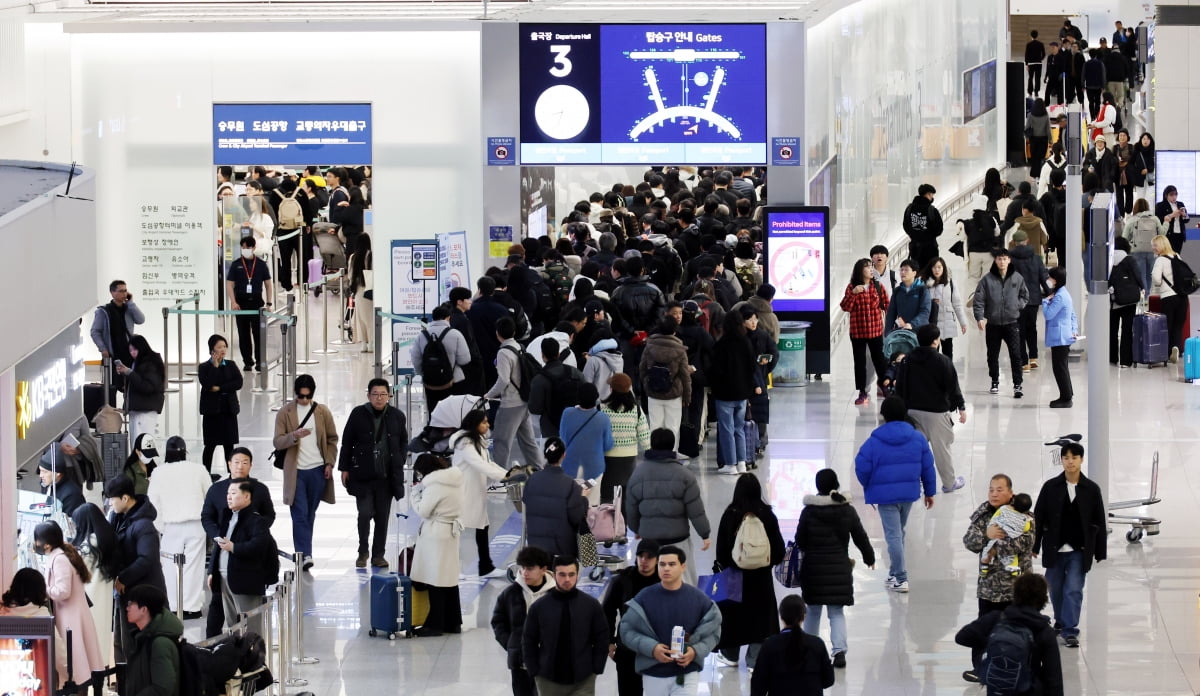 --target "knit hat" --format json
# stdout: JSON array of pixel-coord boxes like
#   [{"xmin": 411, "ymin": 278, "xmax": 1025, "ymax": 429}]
[
  {"xmin": 1094, "ymin": 135, "xmax": 1107, "ymax": 144},
  {"xmin": 608, "ymin": 373, "xmax": 633, "ymax": 394},
  {"xmin": 682, "ymin": 299, "xmax": 701, "ymax": 316},
  {"xmin": 1011, "ymin": 229, "xmax": 1028, "ymax": 243},
  {"xmin": 815, "ymin": 469, "xmax": 840, "ymax": 496},
  {"xmin": 635, "ymin": 539, "xmax": 661, "ymax": 558}
]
